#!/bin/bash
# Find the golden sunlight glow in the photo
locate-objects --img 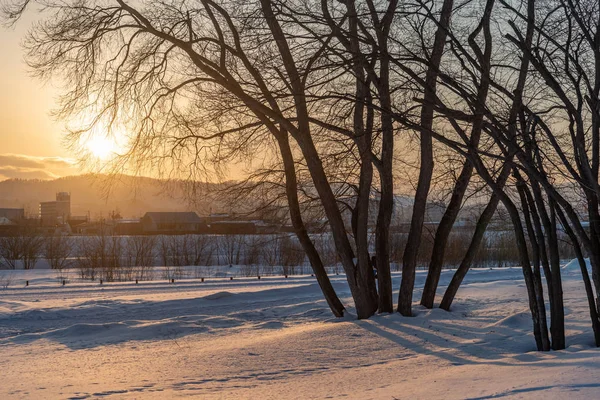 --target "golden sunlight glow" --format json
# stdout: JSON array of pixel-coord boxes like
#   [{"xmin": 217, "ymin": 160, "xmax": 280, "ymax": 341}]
[
  {"xmin": 79, "ymin": 118, "xmax": 129, "ymax": 164},
  {"xmin": 86, "ymin": 135, "xmax": 118, "ymax": 160}
]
